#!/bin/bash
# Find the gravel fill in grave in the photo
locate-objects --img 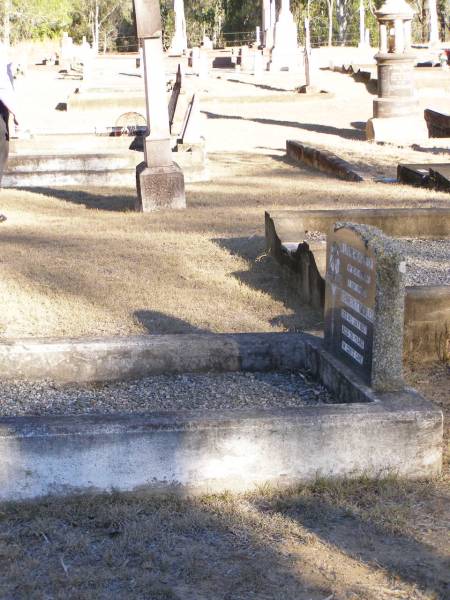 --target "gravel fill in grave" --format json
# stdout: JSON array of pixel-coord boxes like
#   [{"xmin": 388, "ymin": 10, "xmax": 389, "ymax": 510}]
[
  {"xmin": 303, "ymin": 233, "xmax": 449, "ymax": 286},
  {"xmin": 399, "ymin": 238, "xmax": 450, "ymax": 287},
  {"xmin": 0, "ymin": 371, "xmax": 337, "ymax": 417}
]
